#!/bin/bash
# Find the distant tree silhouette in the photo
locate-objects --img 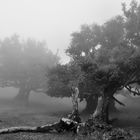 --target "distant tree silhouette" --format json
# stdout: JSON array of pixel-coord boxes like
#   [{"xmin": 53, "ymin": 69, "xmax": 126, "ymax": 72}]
[{"xmin": 0, "ymin": 35, "xmax": 59, "ymax": 105}]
